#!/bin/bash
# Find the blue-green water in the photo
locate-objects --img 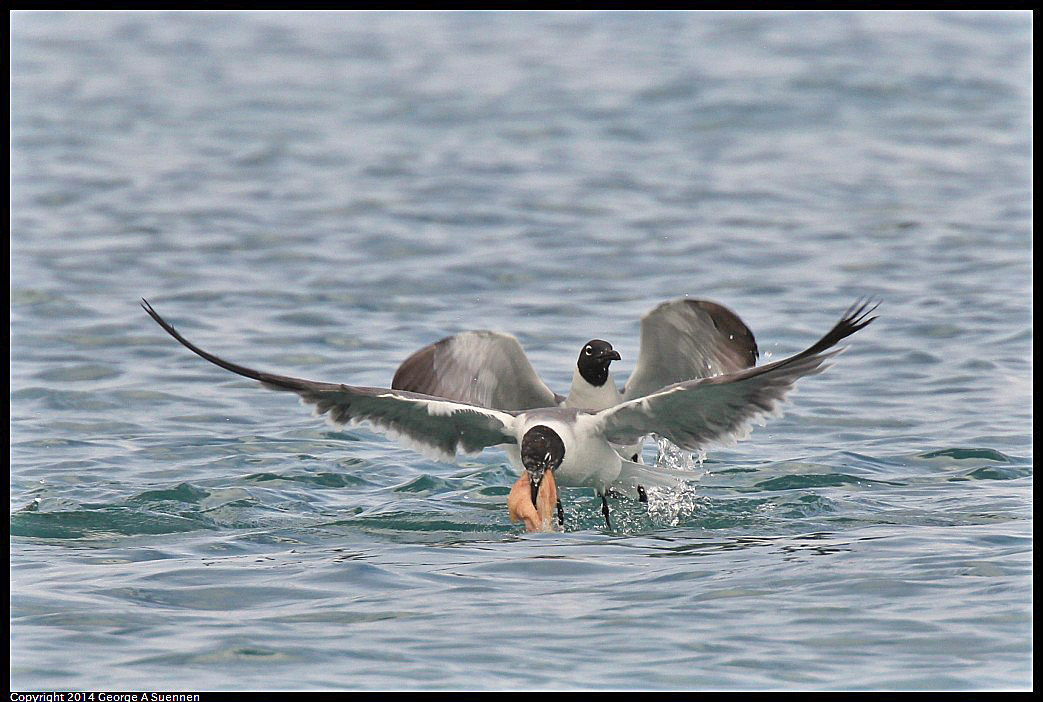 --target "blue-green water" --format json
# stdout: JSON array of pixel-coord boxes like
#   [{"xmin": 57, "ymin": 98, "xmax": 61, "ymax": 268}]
[{"xmin": 10, "ymin": 11, "xmax": 1031, "ymax": 691}]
